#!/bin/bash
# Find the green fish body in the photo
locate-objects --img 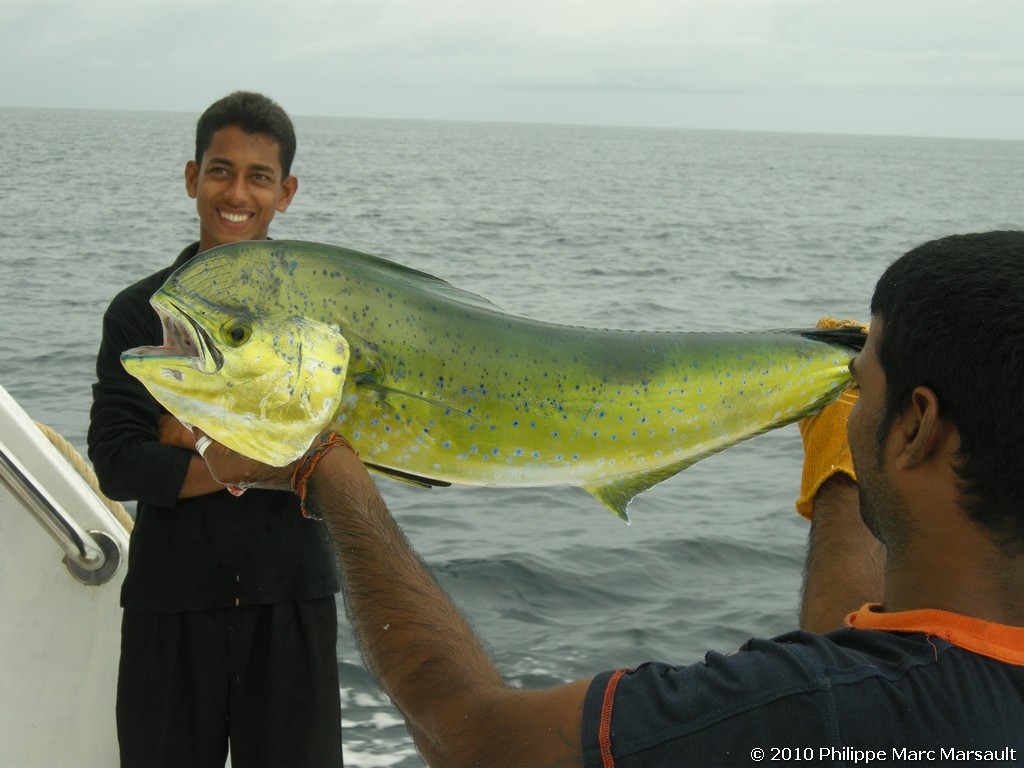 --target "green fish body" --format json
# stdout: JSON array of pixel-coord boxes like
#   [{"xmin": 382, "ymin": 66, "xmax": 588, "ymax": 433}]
[{"xmin": 121, "ymin": 240, "xmax": 864, "ymax": 519}]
